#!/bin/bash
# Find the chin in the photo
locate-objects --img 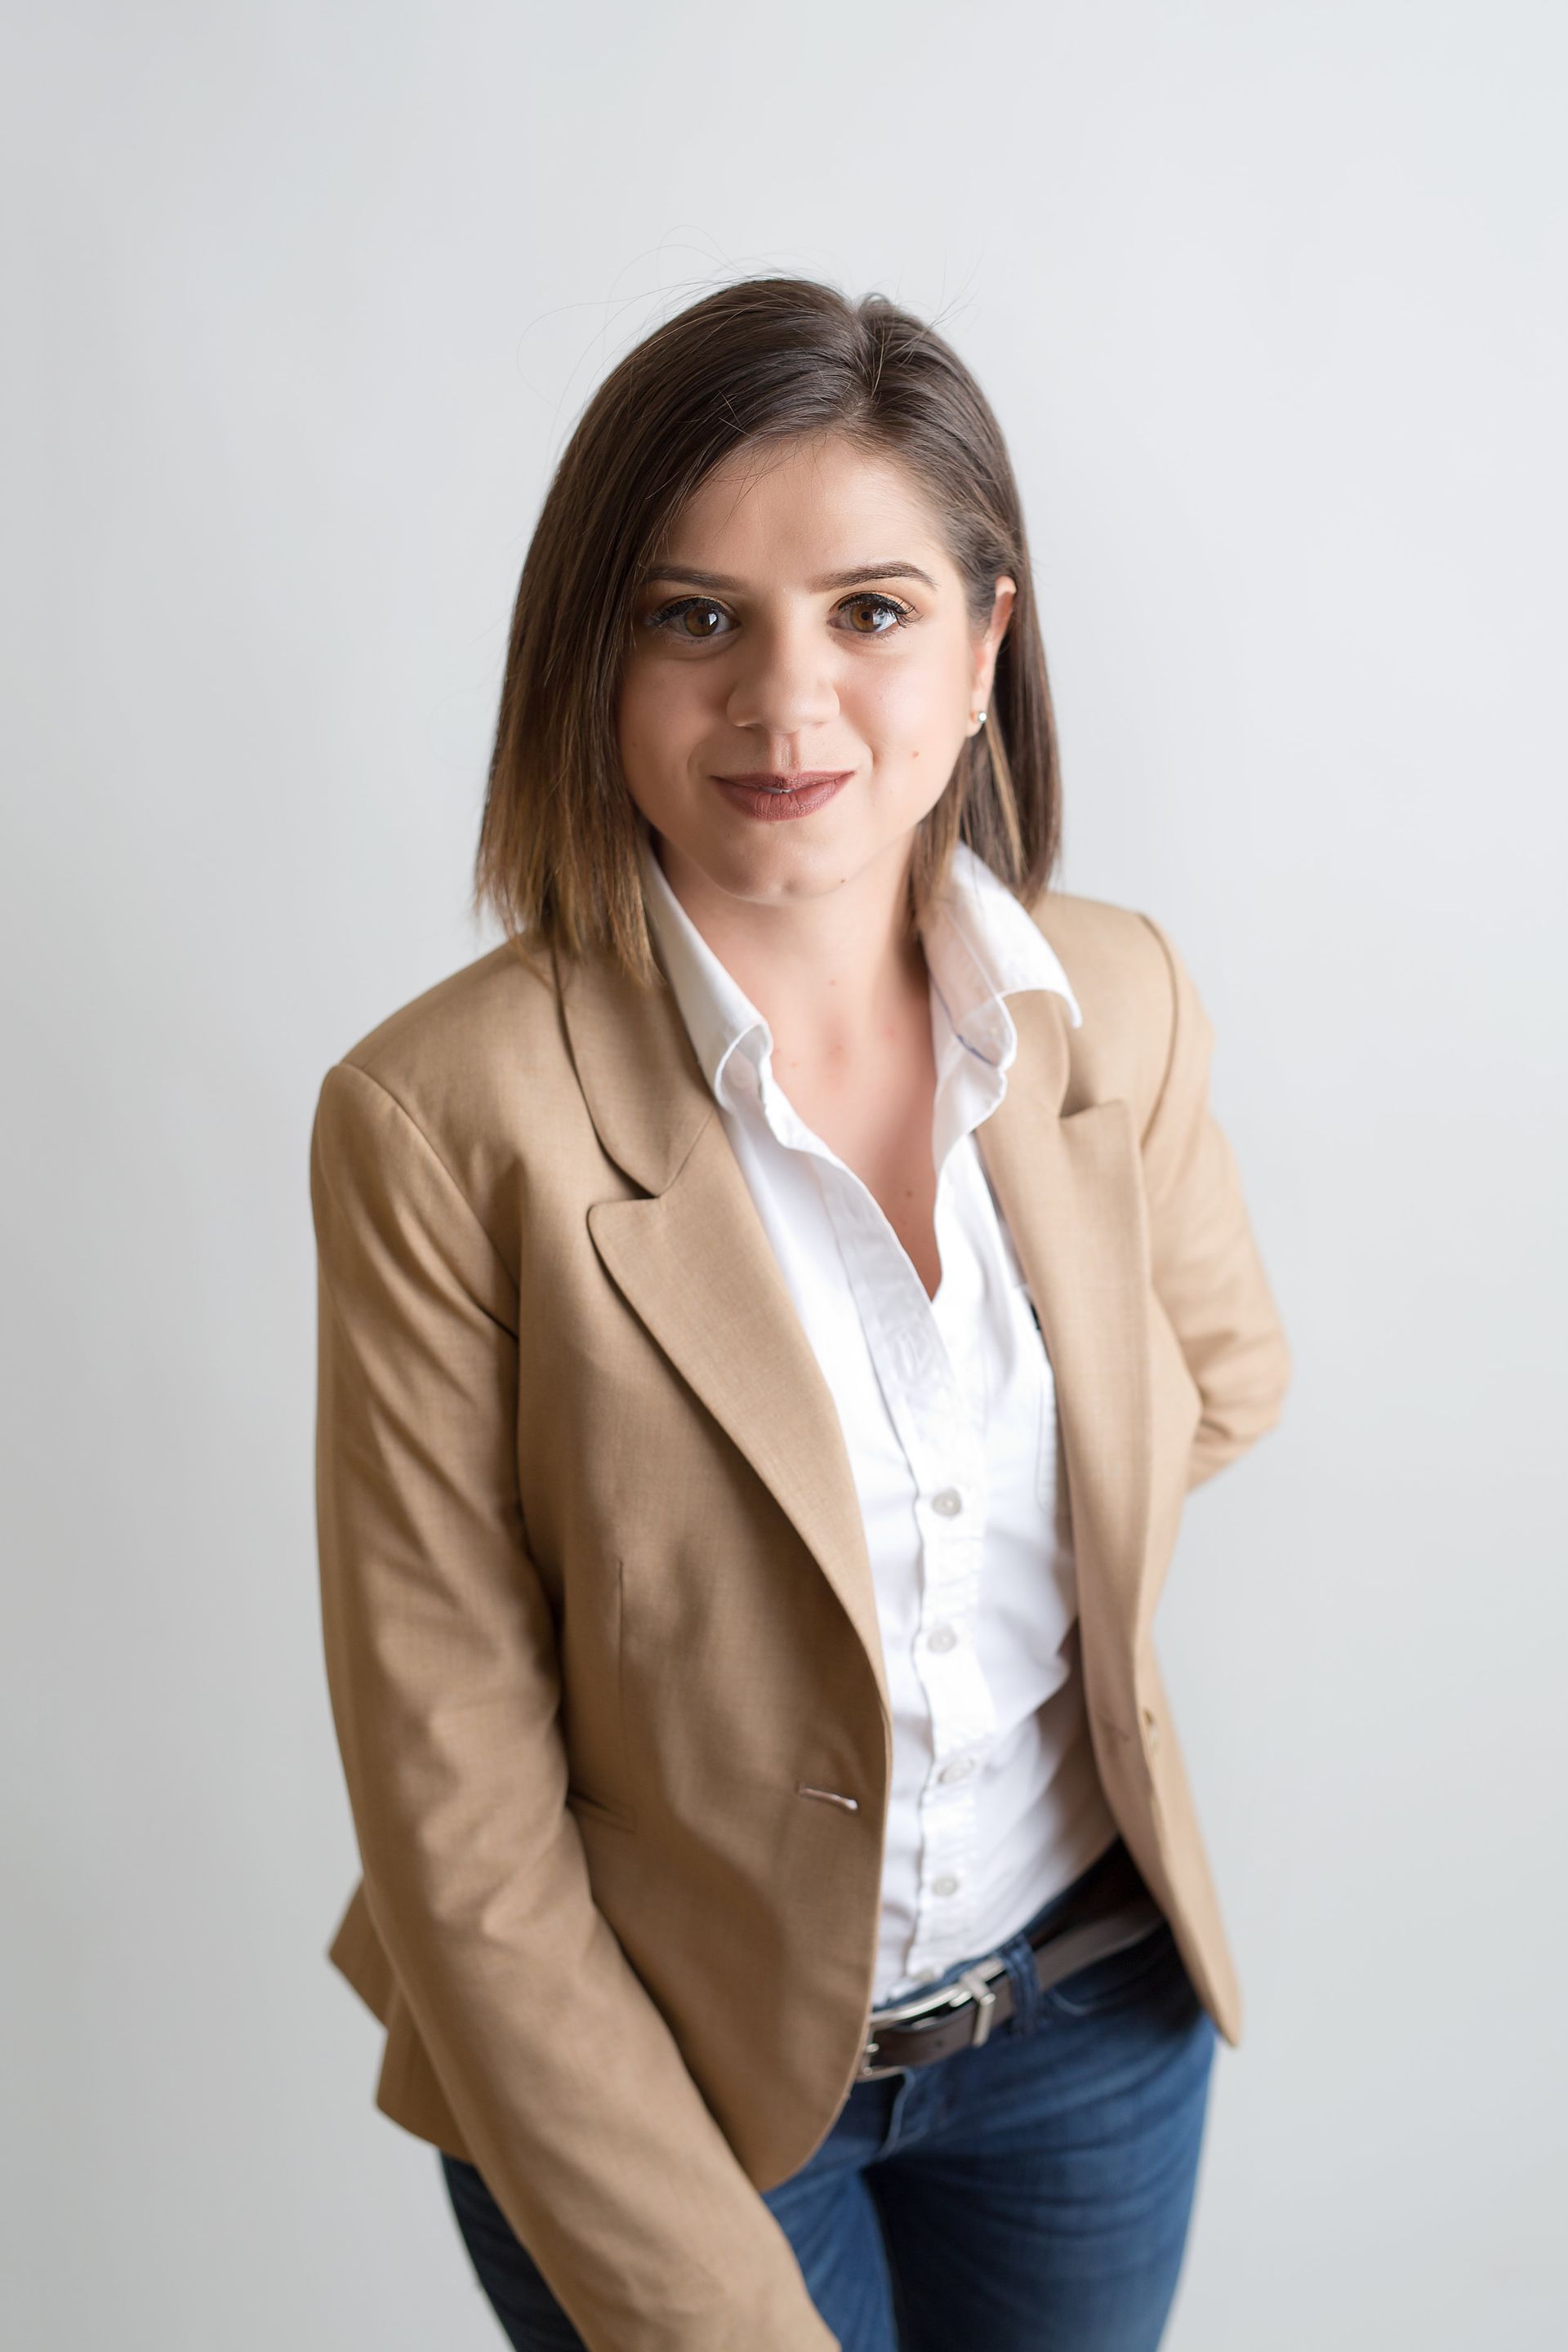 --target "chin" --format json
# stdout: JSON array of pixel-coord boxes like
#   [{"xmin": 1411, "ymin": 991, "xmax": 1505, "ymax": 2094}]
[{"xmin": 699, "ymin": 840, "xmax": 851, "ymax": 899}]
